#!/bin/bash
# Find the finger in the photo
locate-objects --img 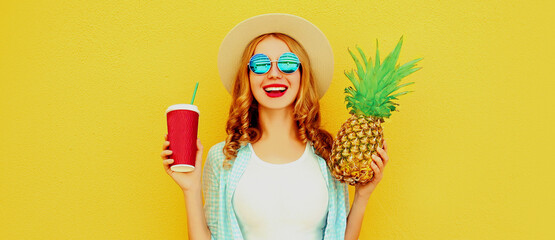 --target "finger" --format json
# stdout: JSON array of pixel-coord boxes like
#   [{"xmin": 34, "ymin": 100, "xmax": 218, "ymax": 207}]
[
  {"xmin": 160, "ymin": 150, "xmax": 173, "ymax": 159},
  {"xmin": 372, "ymin": 154, "xmax": 384, "ymax": 169},
  {"xmin": 377, "ymin": 147, "xmax": 389, "ymax": 164},
  {"xmin": 162, "ymin": 159, "xmax": 174, "ymax": 171},
  {"xmin": 370, "ymin": 160, "xmax": 380, "ymax": 175},
  {"xmin": 383, "ymin": 139, "xmax": 388, "ymax": 152},
  {"xmin": 165, "ymin": 134, "xmax": 168, "ymax": 140},
  {"xmin": 163, "ymin": 140, "xmax": 170, "ymax": 150},
  {"xmin": 194, "ymin": 139, "xmax": 204, "ymax": 171}
]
